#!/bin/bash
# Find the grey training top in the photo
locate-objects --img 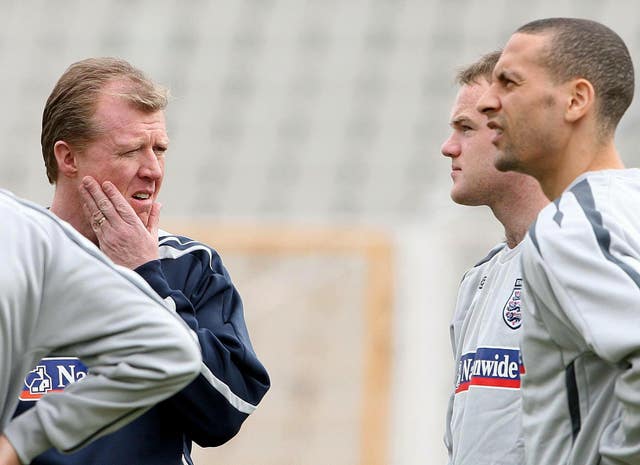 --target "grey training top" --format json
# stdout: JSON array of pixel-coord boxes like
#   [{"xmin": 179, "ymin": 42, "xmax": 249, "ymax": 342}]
[
  {"xmin": 0, "ymin": 189, "xmax": 201, "ymax": 463},
  {"xmin": 521, "ymin": 169, "xmax": 640, "ymax": 465}
]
